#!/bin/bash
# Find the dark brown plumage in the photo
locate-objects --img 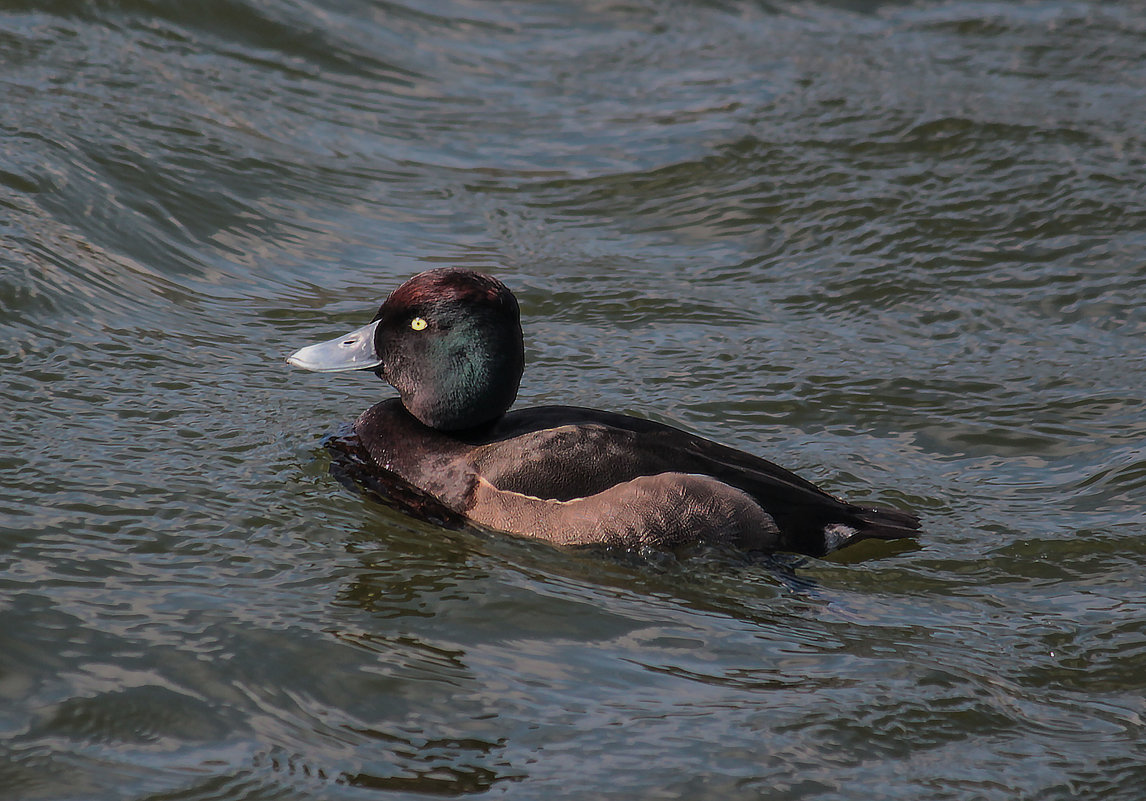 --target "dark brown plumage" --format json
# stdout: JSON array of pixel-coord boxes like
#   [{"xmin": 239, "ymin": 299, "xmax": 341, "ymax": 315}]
[{"xmin": 289, "ymin": 268, "xmax": 921, "ymax": 555}]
